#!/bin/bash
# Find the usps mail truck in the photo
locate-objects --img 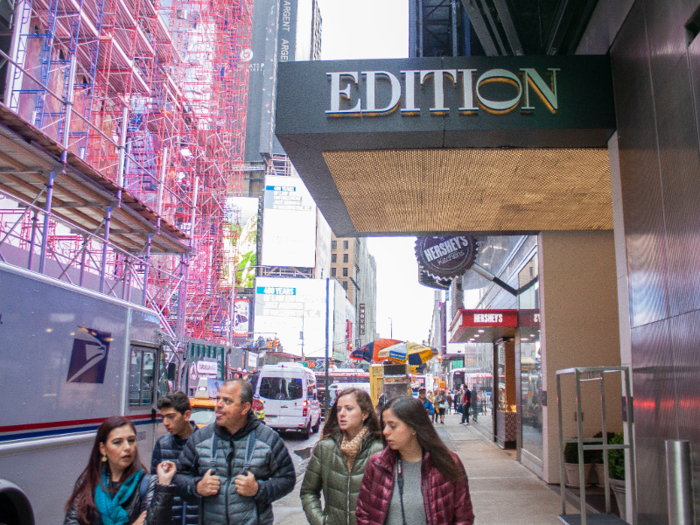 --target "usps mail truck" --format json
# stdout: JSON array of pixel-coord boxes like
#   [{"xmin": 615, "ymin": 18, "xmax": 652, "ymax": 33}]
[{"xmin": 0, "ymin": 261, "xmax": 168, "ymax": 524}]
